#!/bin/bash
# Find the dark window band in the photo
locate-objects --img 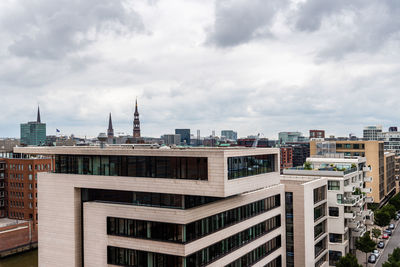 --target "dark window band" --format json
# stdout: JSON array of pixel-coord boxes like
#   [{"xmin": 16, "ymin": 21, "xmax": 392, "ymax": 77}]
[
  {"xmin": 228, "ymin": 155, "xmax": 275, "ymax": 180},
  {"xmin": 56, "ymin": 155, "xmax": 208, "ymax": 180},
  {"xmin": 107, "ymin": 195, "xmax": 281, "ymax": 243},
  {"xmin": 225, "ymin": 241, "xmax": 282, "ymax": 267}
]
